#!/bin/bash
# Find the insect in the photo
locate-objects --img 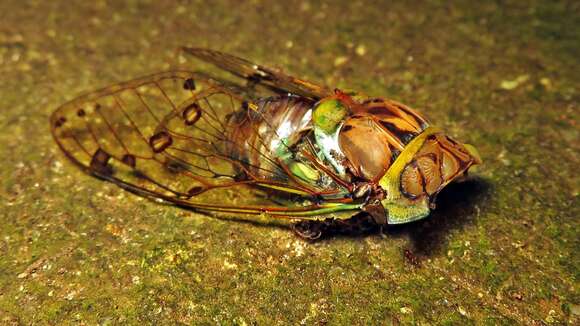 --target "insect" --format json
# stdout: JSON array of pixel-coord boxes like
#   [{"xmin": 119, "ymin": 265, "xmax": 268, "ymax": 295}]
[{"xmin": 51, "ymin": 48, "xmax": 482, "ymax": 239}]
